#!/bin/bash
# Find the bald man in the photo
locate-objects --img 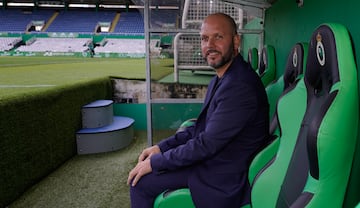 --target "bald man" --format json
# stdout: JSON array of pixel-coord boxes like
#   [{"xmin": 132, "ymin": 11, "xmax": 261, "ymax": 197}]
[{"xmin": 128, "ymin": 13, "xmax": 269, "ymax": 208}]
